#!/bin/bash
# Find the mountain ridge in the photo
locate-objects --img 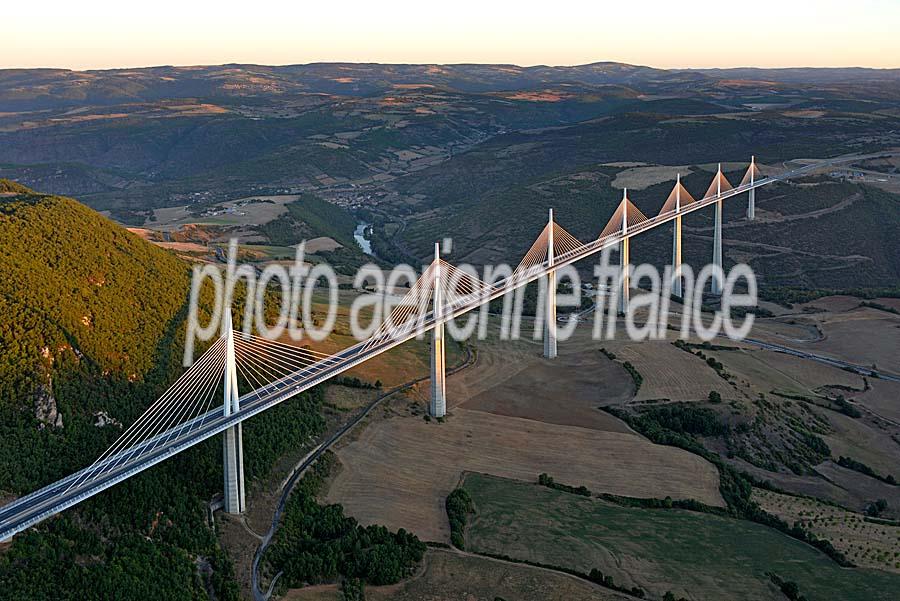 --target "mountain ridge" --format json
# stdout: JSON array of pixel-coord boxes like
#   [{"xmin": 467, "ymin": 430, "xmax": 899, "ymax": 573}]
[{"xmin": 3, "ymin": 61, "xmax": 898, "ymax": 112}]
